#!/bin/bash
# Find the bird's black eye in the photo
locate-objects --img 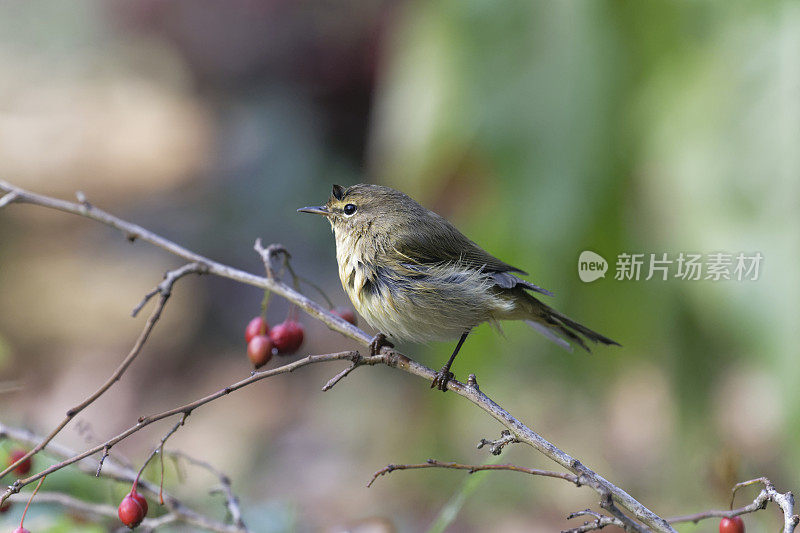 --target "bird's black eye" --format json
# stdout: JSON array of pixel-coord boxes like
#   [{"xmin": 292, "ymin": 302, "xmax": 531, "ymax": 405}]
[{"xmin": 343, "ymin": 204, "xmax": 357, "ymax": 216}]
